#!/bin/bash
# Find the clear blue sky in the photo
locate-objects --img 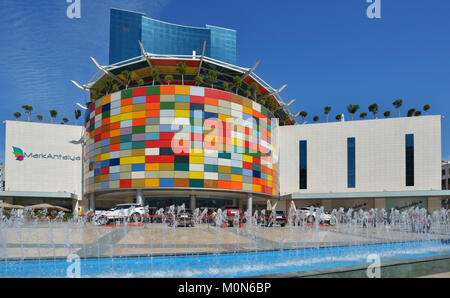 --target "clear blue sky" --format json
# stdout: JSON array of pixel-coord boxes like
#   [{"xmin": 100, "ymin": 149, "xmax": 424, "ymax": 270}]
[{"xmin": 1, "ymin": 0, "xmax": 449, "ymax": 163}]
